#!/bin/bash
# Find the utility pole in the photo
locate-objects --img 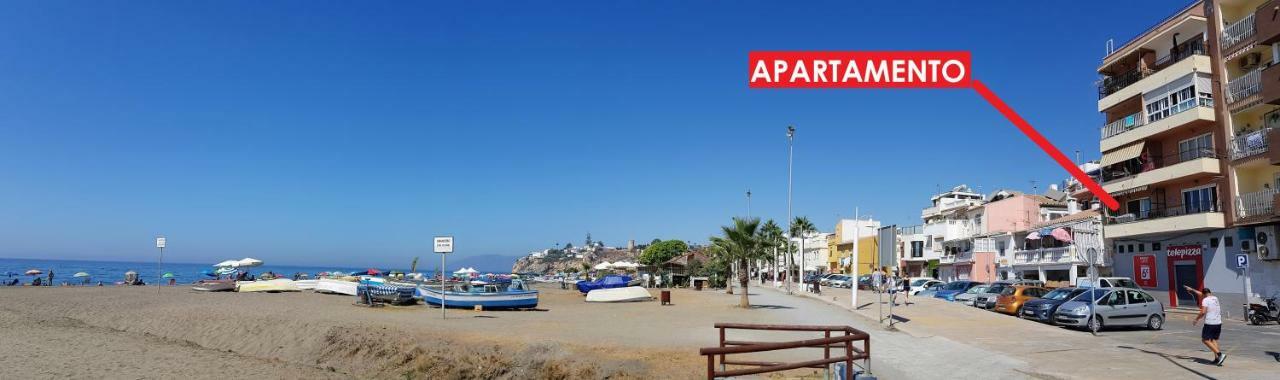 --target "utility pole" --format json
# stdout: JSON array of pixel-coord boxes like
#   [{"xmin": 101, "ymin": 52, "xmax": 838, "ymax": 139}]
[
  {"xmin": 786, "ymin": 125, "xmax": 795, "ymax": 295},
  {"xmin": 852, "ymin": 207, "xmax": 859, "ymax": 309}
]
